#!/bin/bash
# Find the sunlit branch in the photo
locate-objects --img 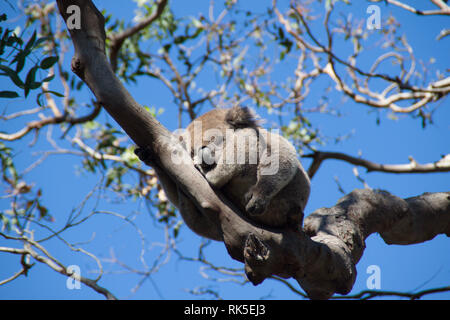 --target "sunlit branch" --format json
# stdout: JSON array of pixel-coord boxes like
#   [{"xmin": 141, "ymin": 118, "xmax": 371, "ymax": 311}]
[
  {"xmin": 372, "ymin": 0, "xmax": 450, "ymax": 16},
  {"xmin": 0, "ymin": 103, "xmax": 101, "ymax": 141},
  {"xmin": 305, "ymin": 151, "xmax": 450, "ymax": 179}
]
